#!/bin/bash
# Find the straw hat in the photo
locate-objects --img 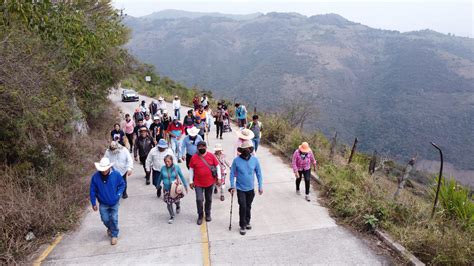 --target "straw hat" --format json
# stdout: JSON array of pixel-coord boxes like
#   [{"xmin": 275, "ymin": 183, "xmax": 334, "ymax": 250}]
[
  {"xmin": 187, "ymin": 126, "xmax": 200, "ymax": 137},
  {"xmin": 94, "ymin": 157, "xmax": 114, "ymax": 172},
  {"xmin": 157, "ymin": 139, "xmax": 168, "ymax": 149},
  {"xmin": 236, "ymin": 129, "xmax": 255, "ymax": 140},
  {"xmin": 298, "ymin": 142, "xmax": 312, "ymax": 153},
  {"xmin": 239, "ymin": 140, "xmax": 254, "ymax": 149},
  {"xmin": 214, "ymin": 143, "xmax": 223, "ymax": 152},
  {"xmin": 158, "ymin": 96, "xmax": 164, "ymax": 101}
]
